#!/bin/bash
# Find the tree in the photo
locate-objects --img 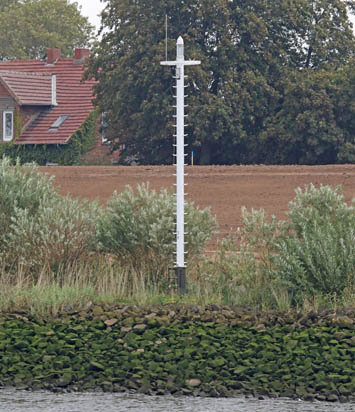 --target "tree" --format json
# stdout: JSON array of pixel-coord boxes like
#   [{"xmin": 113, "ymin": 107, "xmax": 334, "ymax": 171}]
[
  {"xmin": 261, "ymin": 59, "xmax": 355, "ymax": 164},
  {"xmin": 332, "ymin": 58, "xmax": 355, "ymax": 163},
  {"xmin": 0, "ymin": 0, "xmax": 20, "ymax": 12},
  {"xmin": 0, "ymin": 0, "xmax": 94, "ymax": 60},
  {"xmin": 251, "ymin": 0, "xmax": 355, "ymax": 69},
  {"xmin": 86, "ymin": 0, "xmax": 355, "ymax": 165}
]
